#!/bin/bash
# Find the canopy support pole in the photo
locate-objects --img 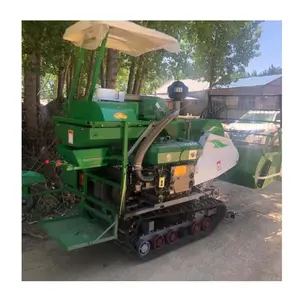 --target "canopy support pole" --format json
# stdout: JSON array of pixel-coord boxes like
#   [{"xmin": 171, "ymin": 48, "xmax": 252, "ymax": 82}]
[
  {"xmin": 66, "ymin": 47, "xmax": 86, "ymax": 114},
  {"xmin": 88, "ymin": 31, "xmax": 109, "ymax": 101}
]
